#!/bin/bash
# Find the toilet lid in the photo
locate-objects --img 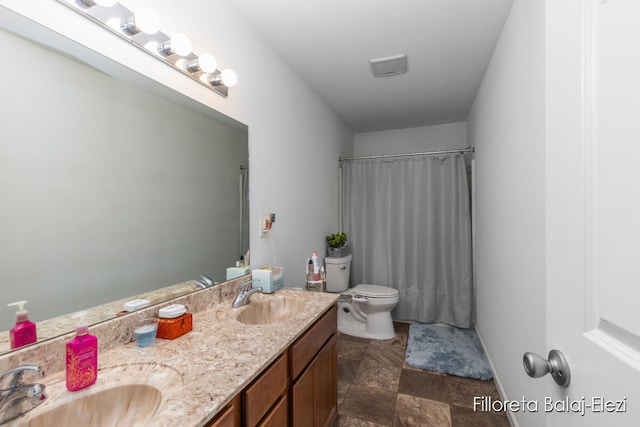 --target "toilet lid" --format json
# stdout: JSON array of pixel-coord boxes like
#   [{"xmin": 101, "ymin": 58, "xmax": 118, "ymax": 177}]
[{"xmin": 352, "ymin": 284, "xmax": 398, "ymax": 298}]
